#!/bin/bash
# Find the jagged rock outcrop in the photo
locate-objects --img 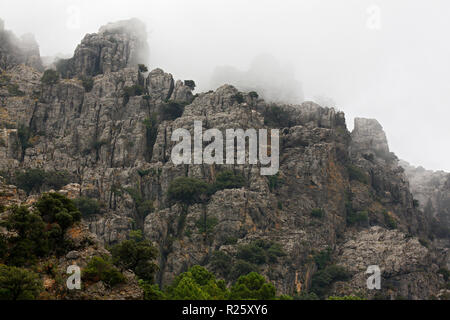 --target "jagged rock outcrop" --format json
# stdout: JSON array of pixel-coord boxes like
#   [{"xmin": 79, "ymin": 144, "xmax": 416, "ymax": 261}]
[
  {"xmin": 349, "ymin": 118, "xmax": 428, "ymax": 237},
  {"xmin": 56, "ymin": 18, "xmax": 149, "ymax": 78},
  {"xmin": 334, "ymin": 226, "xmax": 448, "ymax": 300},
  {"xmin": 351, "ymin": 118, "xmax": 390, "ymax": 156}
]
